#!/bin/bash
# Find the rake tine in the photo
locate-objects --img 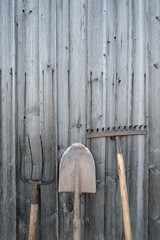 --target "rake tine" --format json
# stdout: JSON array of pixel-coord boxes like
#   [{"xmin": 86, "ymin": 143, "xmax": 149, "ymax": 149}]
[
  {"xmin": 139, "ymin": 125, "xmax": 143, "ymax": 130},
  {"xmin": 28, "ymin": 135, "xmax": 33, "ymax": 181},
  {"xmin": 40, "ymin": 135, "xmax": 44, "ymax": 182},
  {"xmin": 134, "ymin": 125, "xmax": 138, "ymax": 130}
]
